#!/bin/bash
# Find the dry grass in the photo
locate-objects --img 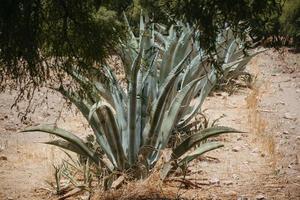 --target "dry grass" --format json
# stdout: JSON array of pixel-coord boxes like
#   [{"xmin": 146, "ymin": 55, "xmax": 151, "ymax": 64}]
[
  {"xmin": 246, "ymin": 81, "xmax": 276, "ymax": 167},
  {"xmin": 92, "ymin": 172, "xmax": 184, "ymax": 200}
]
